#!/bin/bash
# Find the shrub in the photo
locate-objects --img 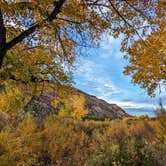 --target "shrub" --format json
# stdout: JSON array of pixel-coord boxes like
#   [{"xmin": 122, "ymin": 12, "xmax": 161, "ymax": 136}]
[{"xmin": 0, "ymin": 114, "xmax": 165, "ymax": 165}]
